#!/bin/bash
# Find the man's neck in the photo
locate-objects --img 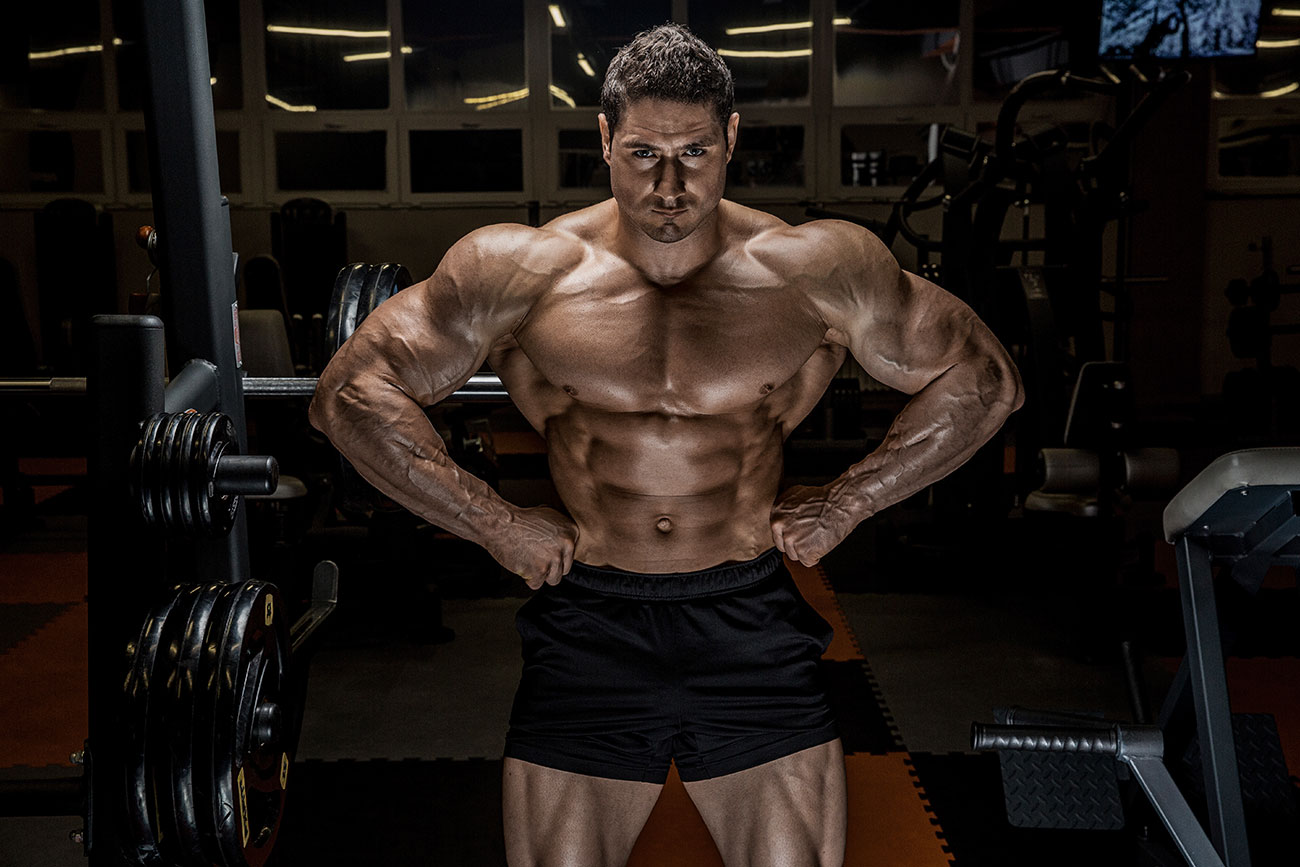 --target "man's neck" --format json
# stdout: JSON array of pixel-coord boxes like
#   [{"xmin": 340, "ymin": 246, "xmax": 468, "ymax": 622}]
[{"xmin": 612, "ymin": 203, "xmax": 727, "ymax": 287}]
